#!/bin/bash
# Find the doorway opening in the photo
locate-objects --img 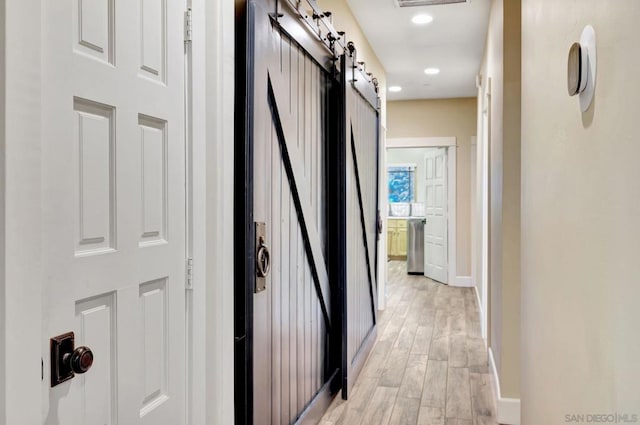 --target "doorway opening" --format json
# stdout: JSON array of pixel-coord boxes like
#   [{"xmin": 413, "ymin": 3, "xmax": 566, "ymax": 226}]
[{"xmin": 382, "ymin": 139, "xmax": 458, "ymax": 289}]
